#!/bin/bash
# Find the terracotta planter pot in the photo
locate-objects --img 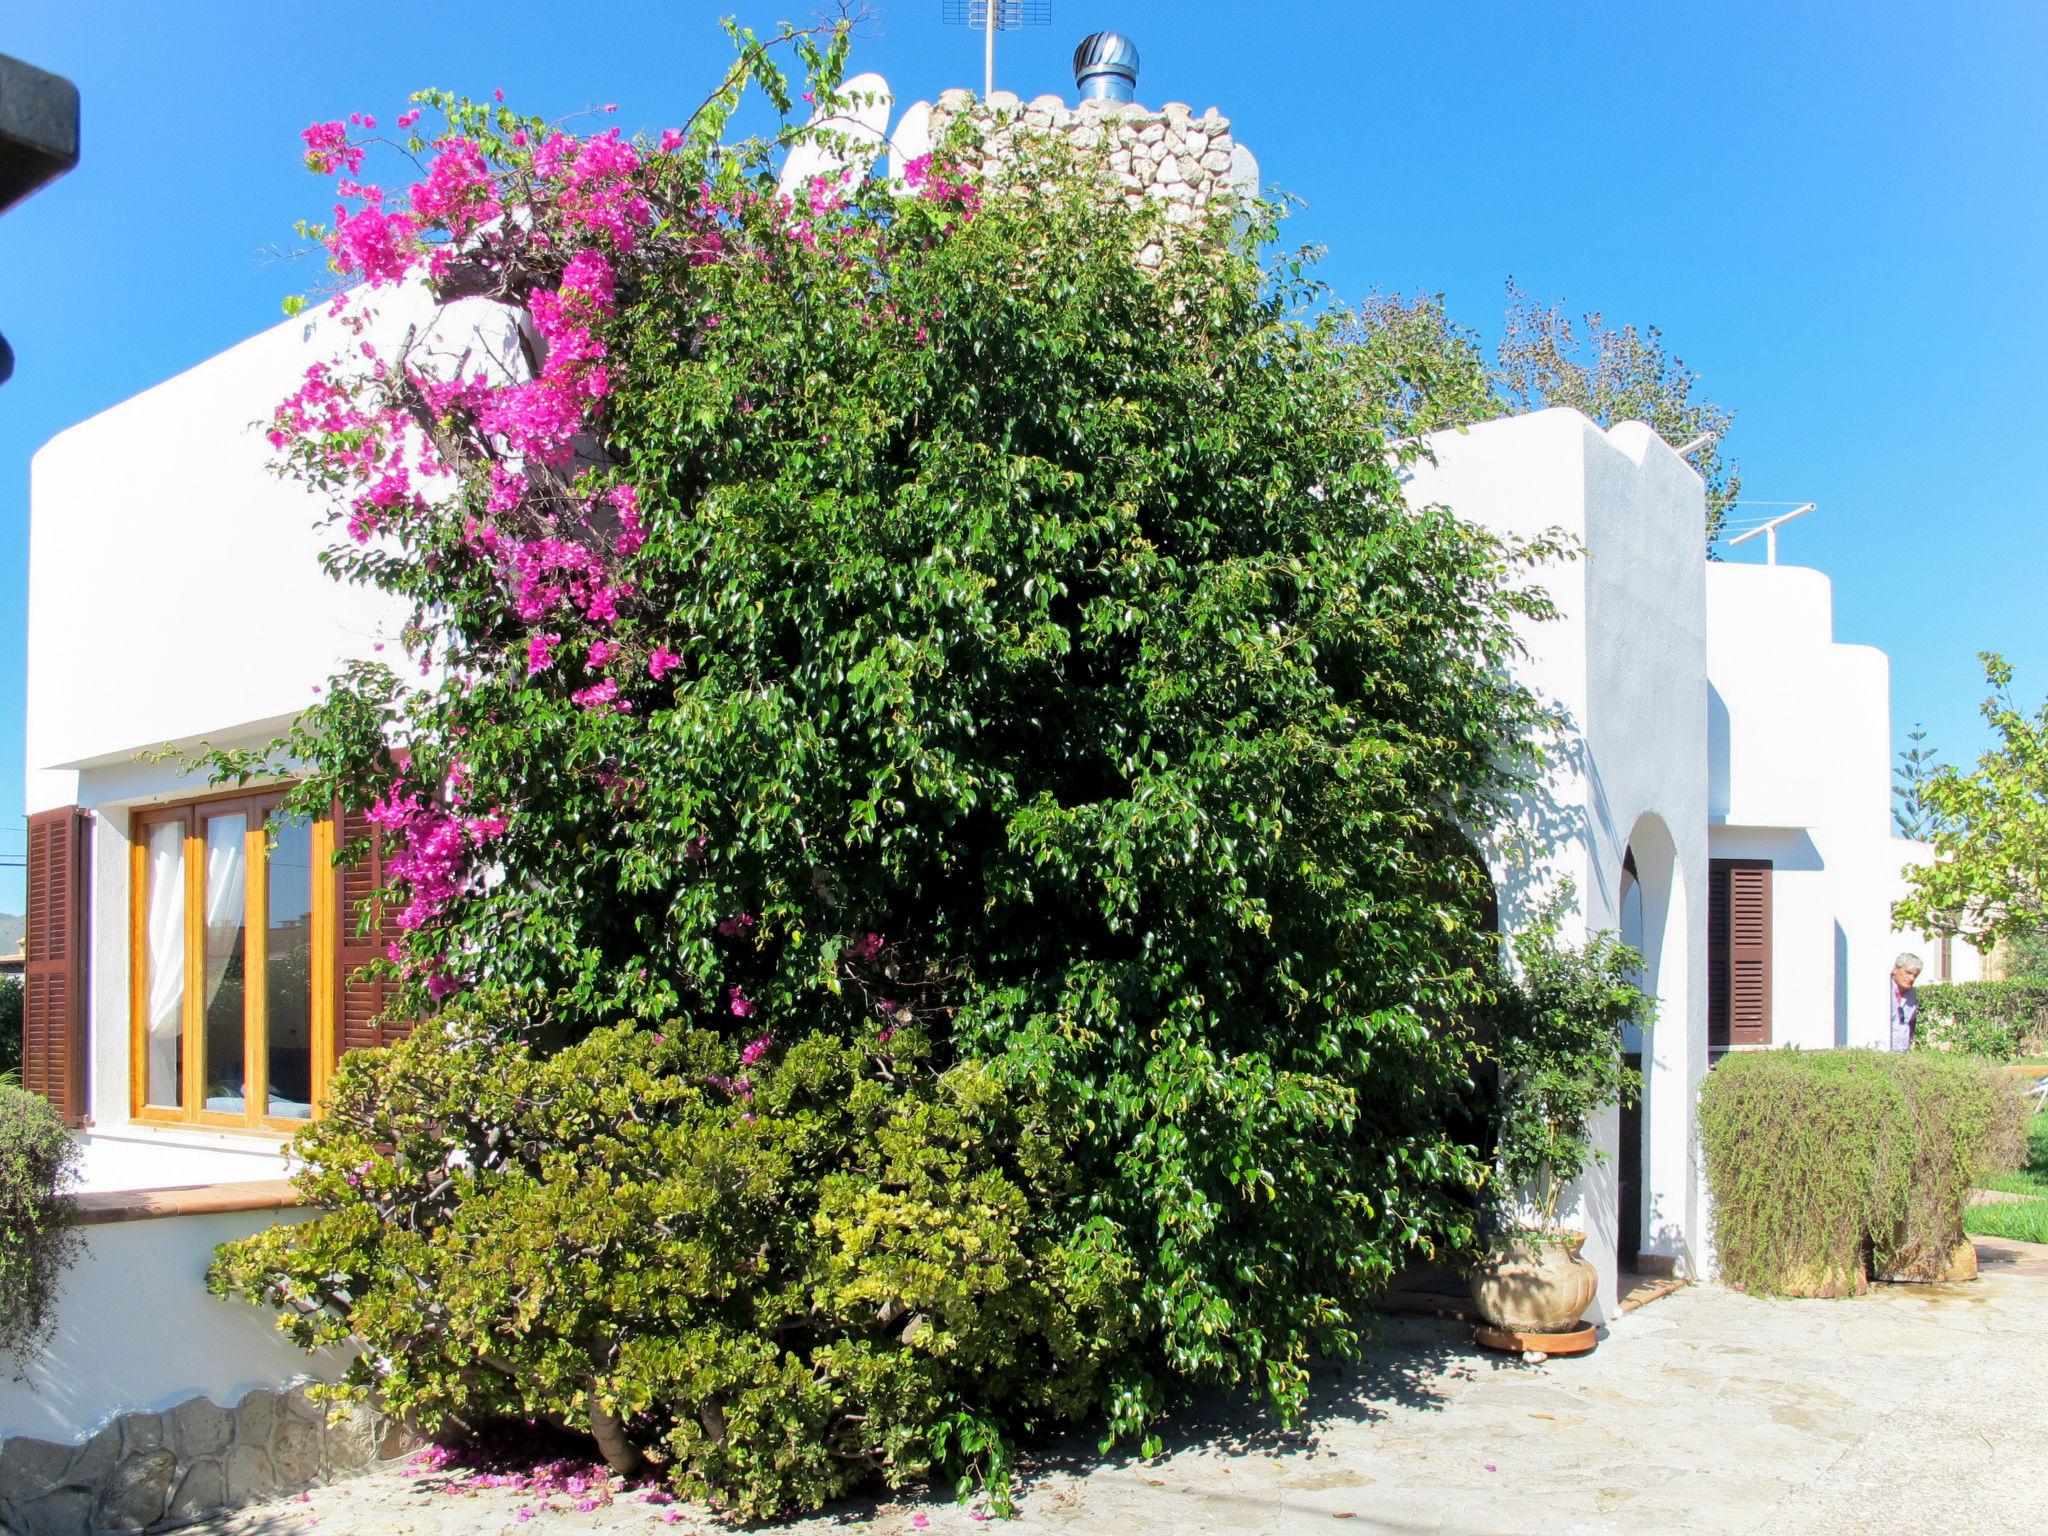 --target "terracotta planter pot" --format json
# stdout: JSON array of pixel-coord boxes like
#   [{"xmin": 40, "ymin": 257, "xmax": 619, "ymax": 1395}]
[{"xmin": 1469, "ymin": 1233, "xmax": 1598, "ymax": 1332}]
